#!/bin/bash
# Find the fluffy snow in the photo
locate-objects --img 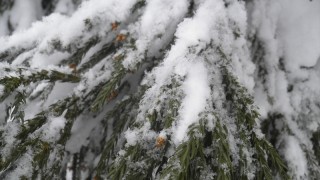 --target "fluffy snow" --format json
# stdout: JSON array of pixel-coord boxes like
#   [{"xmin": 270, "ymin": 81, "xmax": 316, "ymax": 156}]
[
  {"xmin": 173, "ymin": 62, "xmax": 210, "ymax": 143},
  {"xmin": 137, "ymin": 0, "xmax": 189, "ymax": 53},
  {"xmin": 0, "ymin": 0, "xmax": 319, "ymax": 179},
  {"xmin": 251, "ymin": 0, "xmax": 320, "ymax": 116},
  {"xmin": 123, "ymin": 0, "xmax": 189, "ymax": 68},
  {"xmin": 134, "ymin": 0, "xmax": 227, "ymax": 145},
  {"xmin": 47, "ymin": 111, "xmax": 67, "ymax": 139},
  {"xmin": 284, "ymin": 136, "xmax": 308, "ymax": 179},
  {"xmin": 125, "ymin": 129, "xmax": 139, "ymax": 146},
  {"xmin": 0, "ymin": 0, "xmax": 137, "ymax": 52},
  {"xmin": 29, "ymin": 81, "xmax": 50, "ymax": 97},
  {"xmin": 249, "ymin": 0, "xmax": 320, "ymax": 177},
  {"xmin": 55, "ymin": 0, "xmax": 77, "ymax": 15},
  {"xmin": 149, "ymin": 0, "xmax": 225, "ymax": 88}
]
